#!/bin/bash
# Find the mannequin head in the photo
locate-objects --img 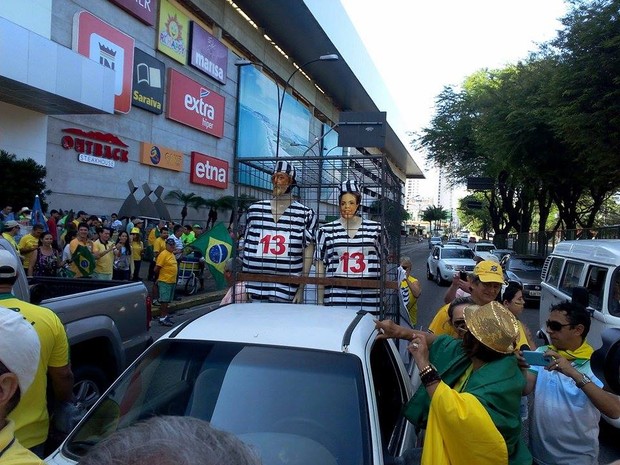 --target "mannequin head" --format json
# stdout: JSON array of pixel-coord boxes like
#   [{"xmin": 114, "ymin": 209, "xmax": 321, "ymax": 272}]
[
  {"xmin": 272, "ymin": 160, "xmax": 297, "ymax": 197},
  {"xmin": 339, "ymin": 180, "xmax": 362, "ymax": 218}
]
